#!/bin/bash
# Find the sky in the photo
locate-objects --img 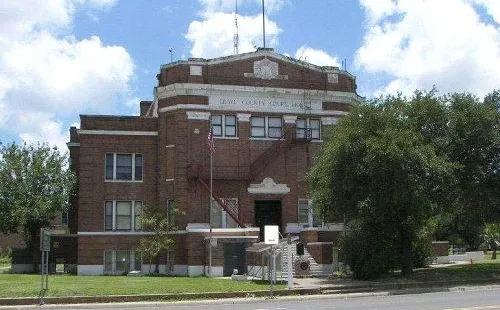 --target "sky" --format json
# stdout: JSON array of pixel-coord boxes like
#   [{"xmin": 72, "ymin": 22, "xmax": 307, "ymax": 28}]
[{"xmin": 0, "ymin": 0, "xmax": 499, "ymax": 151}]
